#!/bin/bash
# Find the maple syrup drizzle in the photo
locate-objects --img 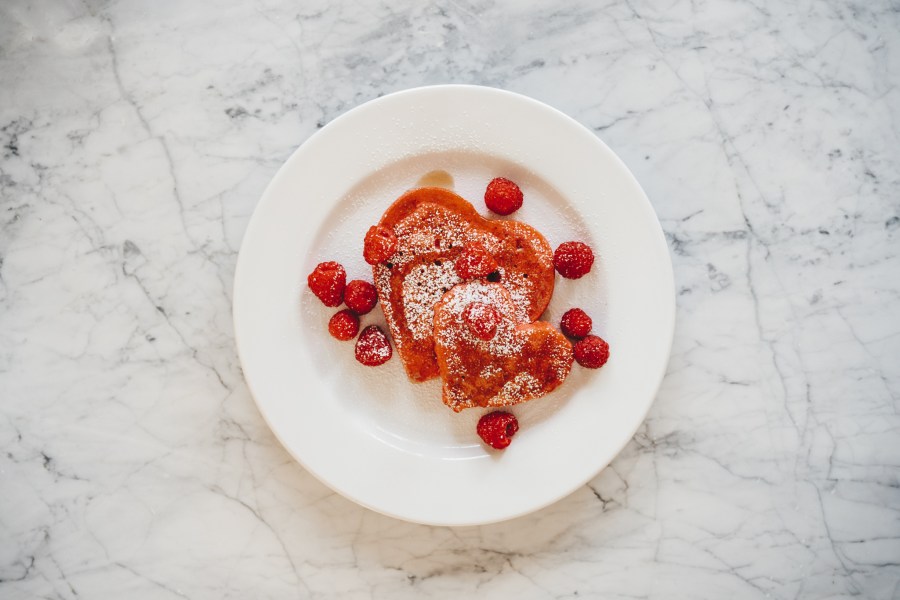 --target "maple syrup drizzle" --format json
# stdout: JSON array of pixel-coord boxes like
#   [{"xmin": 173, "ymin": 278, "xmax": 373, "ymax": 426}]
[{"xmin": 415, "ymin": 170, "xmax": 454, "ymax": 190}]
